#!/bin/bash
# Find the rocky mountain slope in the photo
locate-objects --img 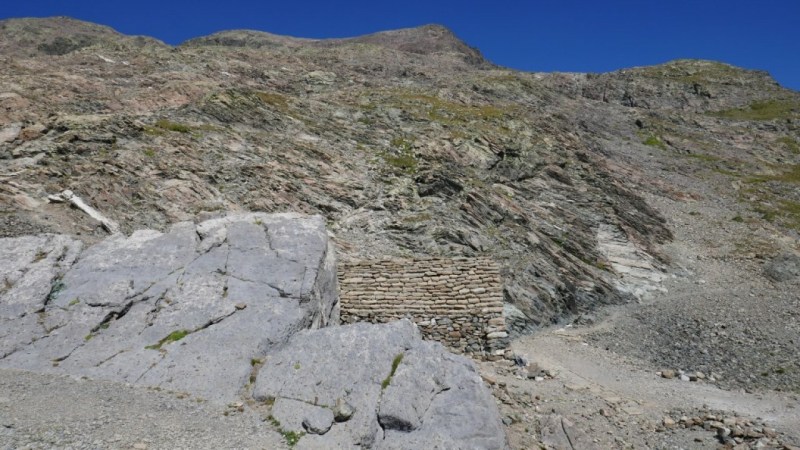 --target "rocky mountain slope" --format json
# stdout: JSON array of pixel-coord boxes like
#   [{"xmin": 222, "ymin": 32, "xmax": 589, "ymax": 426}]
[
  {"xmin": 1, "ymin": 16, "xmax": 798, "ymax": 335},
  {"xmin": 2, "ymin": 16, "xmax": 800, "ymax": 449}
]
